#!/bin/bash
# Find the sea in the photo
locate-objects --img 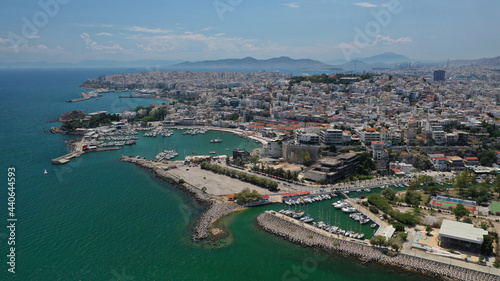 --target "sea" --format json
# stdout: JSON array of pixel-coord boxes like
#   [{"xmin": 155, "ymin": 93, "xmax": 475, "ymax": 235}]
[{"xmin": 0, "ymin": 68, "xmax": 438, "ymax": 280}]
